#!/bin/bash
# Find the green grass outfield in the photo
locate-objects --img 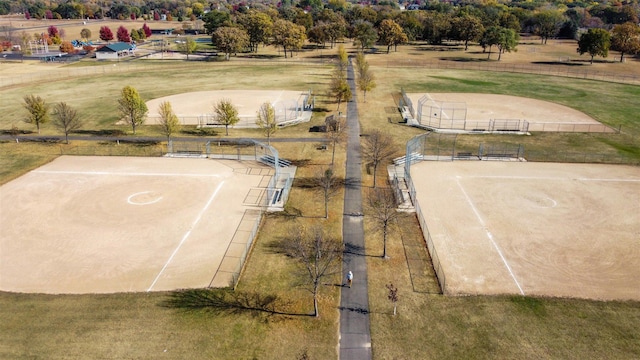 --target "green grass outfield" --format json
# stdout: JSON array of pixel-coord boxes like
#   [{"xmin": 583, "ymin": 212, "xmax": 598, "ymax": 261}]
[{"xmin": 1, "ymin": 58, "xmax": 640, "ymax": 359}]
